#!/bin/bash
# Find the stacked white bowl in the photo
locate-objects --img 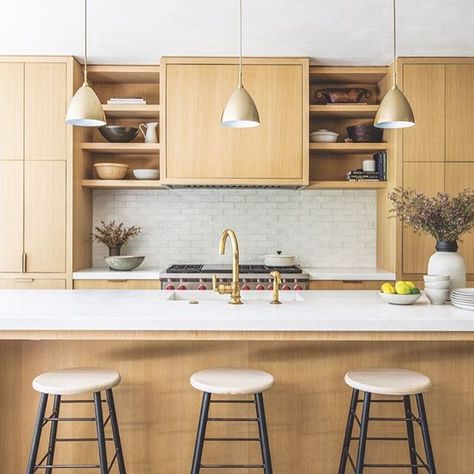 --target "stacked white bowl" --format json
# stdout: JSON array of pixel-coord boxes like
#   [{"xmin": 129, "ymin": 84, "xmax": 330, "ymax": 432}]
[{"xmin": 423, "ymin": 275, "xmax": 451, "ymax": 305}]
